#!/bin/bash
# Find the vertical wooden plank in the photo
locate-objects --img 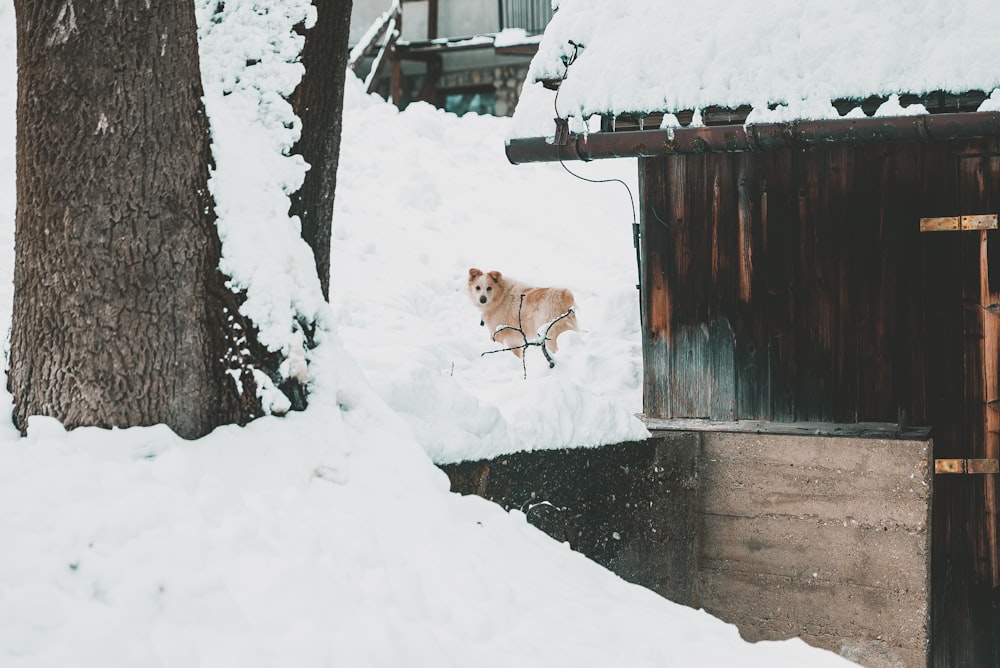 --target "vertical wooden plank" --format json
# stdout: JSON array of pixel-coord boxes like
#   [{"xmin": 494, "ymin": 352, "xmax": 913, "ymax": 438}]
[
  {"xmin": 735, "ymin": 153, "xmax": 770, "ymax": 420},
  {"xmin": 710, "ymin": 159, "xmax": 722, "ymax": 288},
  {"xmin": 766, "ymin": 149, "xmax": 797, "ymax": 421},
  {"xmin": 858, "ymin": 145, "xmax": 896, "ymax": 421},
  {"xmin": 957, "ymin": 151, "xmax": 1000, "ymax": 666},
  {"xmin": 983, "ymin": 280, "xmax": 1000, "ymax": 591},
  {"xmin": 978, "ymin": 156, "xmax": 1000, "ymax": 595},
  {"xmin": 973, "ymin": 229, "xmax": 999, "ymax": 588},
  {"xmin": 709, "ymin": 153, "xmax": 740, "ymax": 315},
  {"xmin": 737, "ymin": 157, "xmax": 754, "ymax": 305},
  {"xmin": 639, "ymin": 156, "xmax": 671, "ymax": 418},
  {"xmin": 827, "ymin": 145, "xmax": 859, "ymax": 423},
  {"xmin": 702, "ymin": 152, "xmax": 747, "ymax": 426},
  {"xmin": 982, "ymin": 156, "xmax": 1000, "ymax": 649},
  {"xmin": 390, "ymin": 57, "xmax": 403, "ymax": 108},
  {"xmin": 793, "ymin": 148, "xmax": 835, "ymax": 421},
  {"xmin": 670, "ymin": 324, "xmax": 710, "ymax": 417},
  {"xmin": 671, "ymin": 153, "xmax": 697, "ymax": 303},
  {"xmin": 426, "ymin": 0, "xmax": 439, "ymax": 40},
  {"xmin": 956, "ymin": 223, "xmax": 993, "ymax": 668},
  {"xmin": 708, "ymin": 316, "xmax": 737, "ymax": 421},
  {"xmin": 923, "ymin": 144, "xmax": 965, "ymax": 458},
  {"xmin": 669, "ymin": 153, "xmax": 710, "ymax": 417},
  {"xmin": 927, "ymin": 142, "xmax": 974, "ymax": 668},
  {"xmin": 852, "ymin": 144, "xmax": 877, "ymax": 421},
  {"xmin": 708, "ymin": 154, "xmax": 737, "ymax": 420},
  {"xmin": 665, "ymin": 152, "xmax": 691, "ymax": 418},
  {"xmin": 866, "ymin": 142, "xmax": 926, "ymax": 426},
  {"xmin": 889, "ymin": 143, "xmax": 927, "ymax": 427}
]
